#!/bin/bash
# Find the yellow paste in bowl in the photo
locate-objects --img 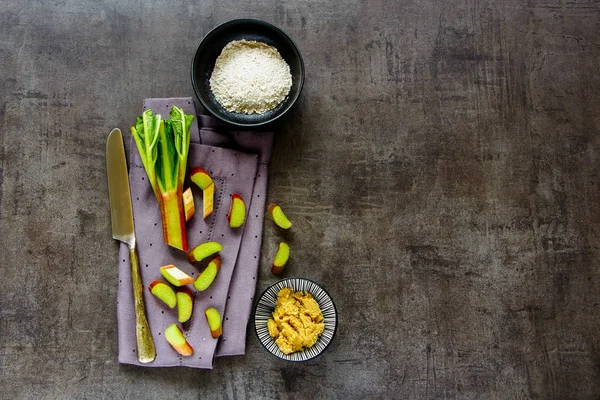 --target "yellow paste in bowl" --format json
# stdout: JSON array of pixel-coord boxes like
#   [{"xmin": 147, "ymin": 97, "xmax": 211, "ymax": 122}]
[{"xmin": 267, "ymin": 288, "xmax": 325, "ymax": 354}]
